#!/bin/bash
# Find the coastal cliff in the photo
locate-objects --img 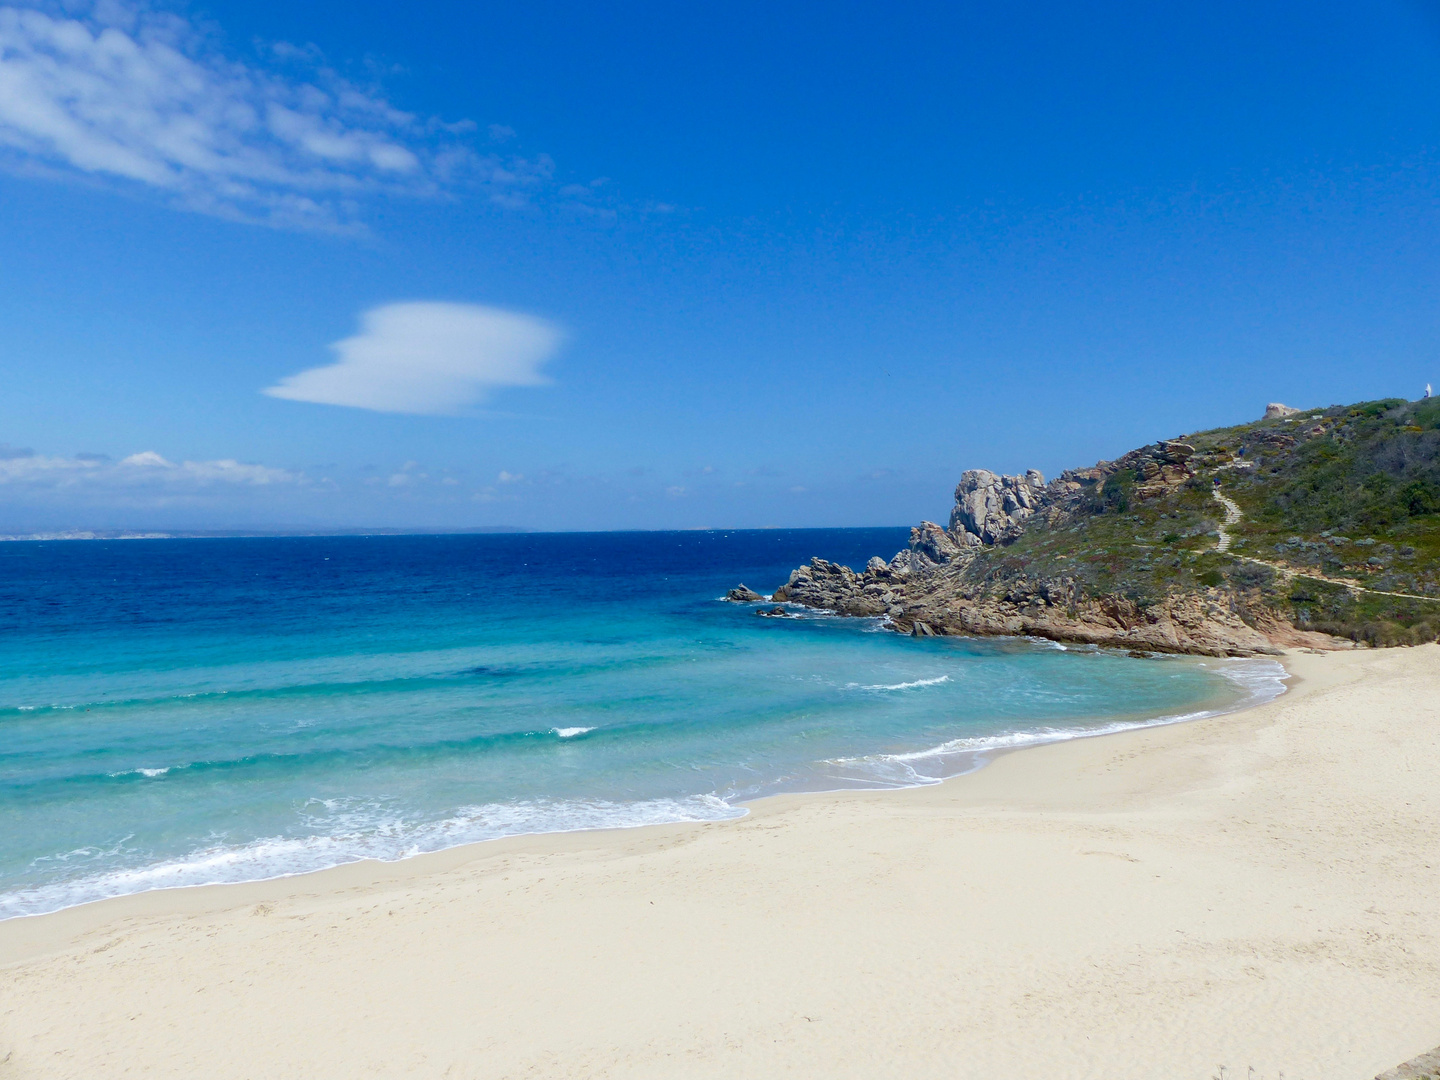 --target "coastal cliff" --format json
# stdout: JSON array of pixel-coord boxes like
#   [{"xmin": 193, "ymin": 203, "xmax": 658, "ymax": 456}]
[{"xmin": 759, "ymin": 398, "xmax": 1440, "ymax": 656}]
